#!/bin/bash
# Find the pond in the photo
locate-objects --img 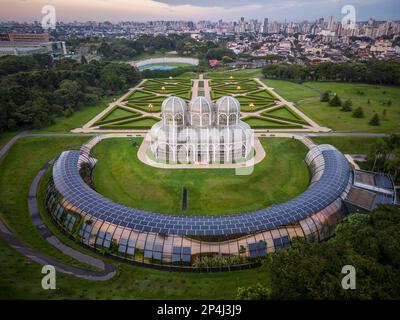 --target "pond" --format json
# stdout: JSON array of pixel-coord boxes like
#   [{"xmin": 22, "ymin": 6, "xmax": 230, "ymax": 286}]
[{"xmin": 139, "ymin": 65, "xmax": 178, "ymax": 71}]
